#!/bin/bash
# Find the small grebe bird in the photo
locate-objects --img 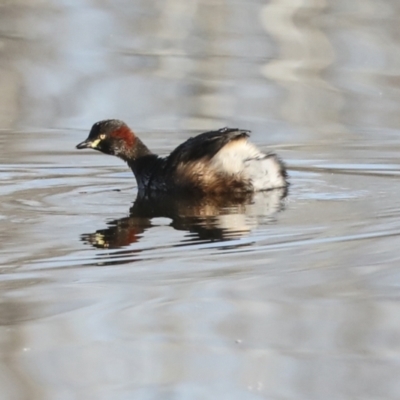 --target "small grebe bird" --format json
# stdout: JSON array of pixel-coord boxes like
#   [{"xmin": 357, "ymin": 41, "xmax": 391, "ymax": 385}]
[{"xmin": 76, "ymin": 120, "xmax": 287, "ymax": 193}]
